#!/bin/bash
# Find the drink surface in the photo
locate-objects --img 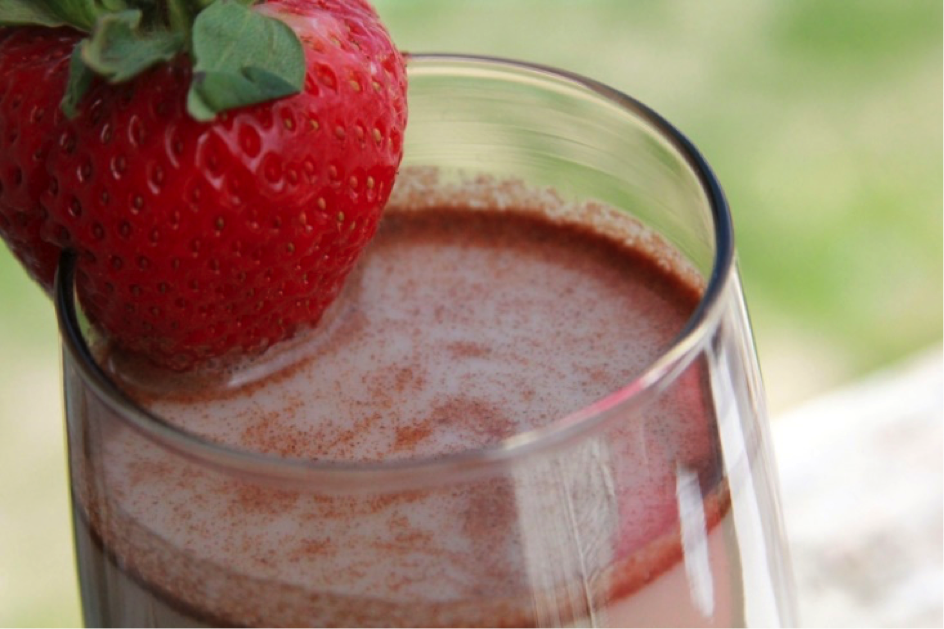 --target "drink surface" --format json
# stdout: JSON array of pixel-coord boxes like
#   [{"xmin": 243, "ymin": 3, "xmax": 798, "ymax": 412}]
[{"xmin": 71, "ymin": 186, "xmax": 743, "ymax": 626}]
